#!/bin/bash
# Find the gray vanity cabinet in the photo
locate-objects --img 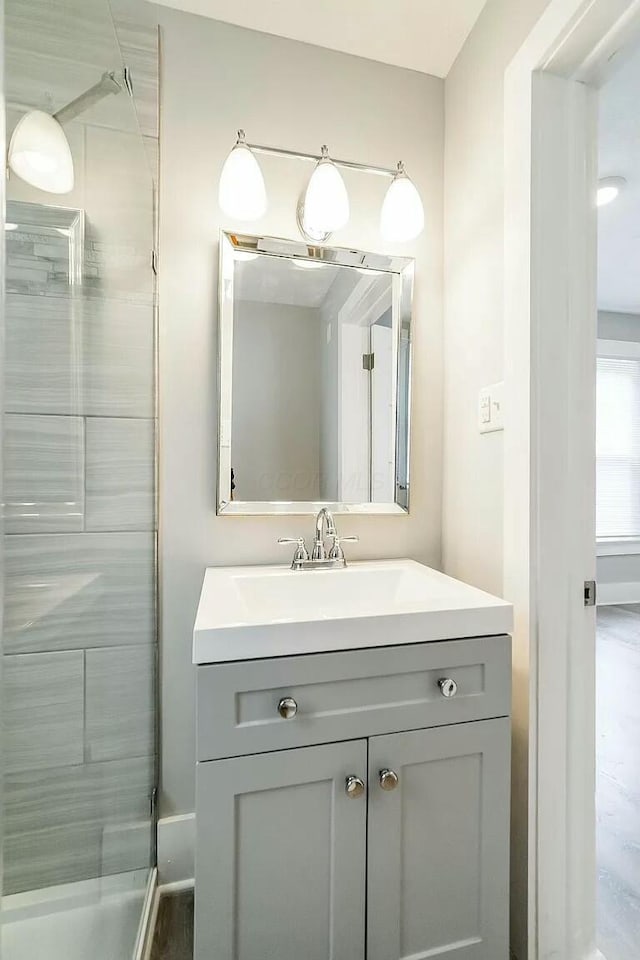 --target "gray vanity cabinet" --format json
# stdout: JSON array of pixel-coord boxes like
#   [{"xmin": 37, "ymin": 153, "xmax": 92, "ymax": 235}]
[
  {"xmin": 367, "ymin": 720, "xmax": 511, "ymax": 960},
  {"xmin": 195, "ymin": 636, "xmax": 511, "ymax": 960},
  {"xmin": 195, "ymin": 740, "xmax": 367, "ymax": 960}
]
